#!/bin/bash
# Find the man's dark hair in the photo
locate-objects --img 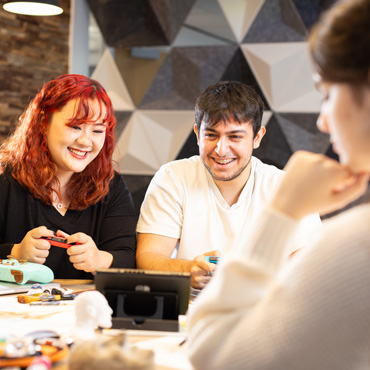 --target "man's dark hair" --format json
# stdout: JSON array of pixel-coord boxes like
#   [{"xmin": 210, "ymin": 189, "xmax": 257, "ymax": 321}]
[{"xmin": 195, "ymin": 81, "xmax": 264, "ymax": 137}]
